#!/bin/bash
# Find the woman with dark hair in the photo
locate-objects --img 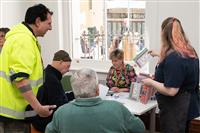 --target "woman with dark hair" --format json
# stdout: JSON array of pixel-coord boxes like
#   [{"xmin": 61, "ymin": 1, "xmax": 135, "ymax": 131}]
[
  {"xmin": 0, "ymin": 27, "xmax": 10, "ymax": 53},
  {"xmin": 142, "ymin": 17, "xmax": 199, "ymax": 133}
]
